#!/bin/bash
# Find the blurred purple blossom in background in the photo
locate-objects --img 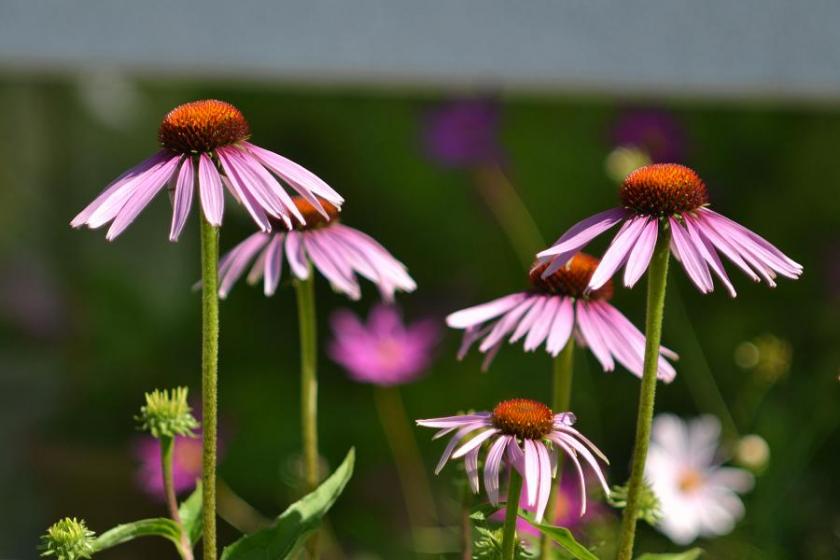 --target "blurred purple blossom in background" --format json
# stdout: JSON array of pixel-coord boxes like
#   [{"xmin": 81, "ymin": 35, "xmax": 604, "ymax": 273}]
[
  {"xmin": 134, "ymin": 435, "xmax": 204, "ymax": 499},
  {"xmin": 329, "ymin": 305, "xmax": 440, "ymax": 386},
  {"xmin": 423, "ymin": 98, "xmax": 503, "ymax": 167},
  {"xmin": 611, "ymin": 108, "xmax": 685, "ymax": 163}
]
